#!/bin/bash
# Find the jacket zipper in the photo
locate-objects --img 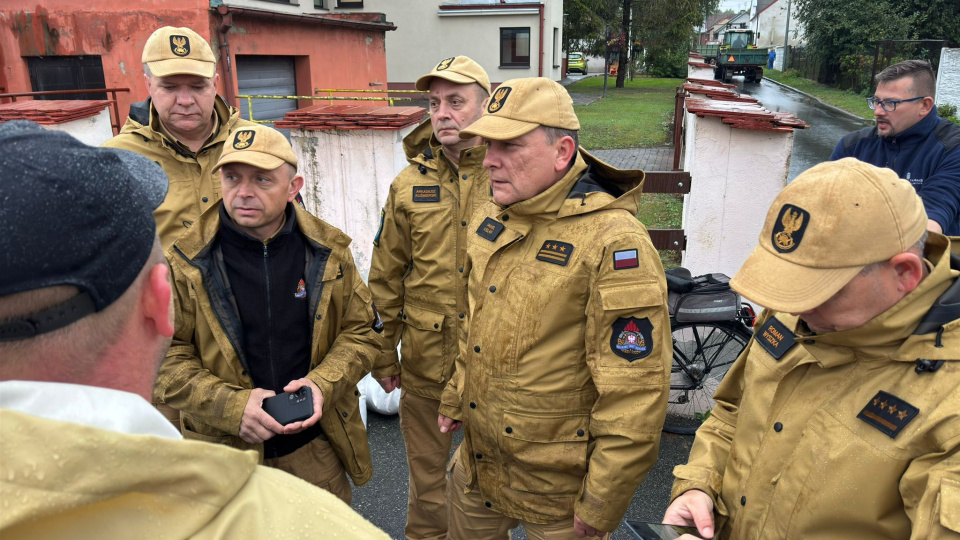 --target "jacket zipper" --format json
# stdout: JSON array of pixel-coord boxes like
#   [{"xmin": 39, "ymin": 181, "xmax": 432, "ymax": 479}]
[{"xmin": 264, "ymin": 244, "xmax": 277, "ymax": 391}]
